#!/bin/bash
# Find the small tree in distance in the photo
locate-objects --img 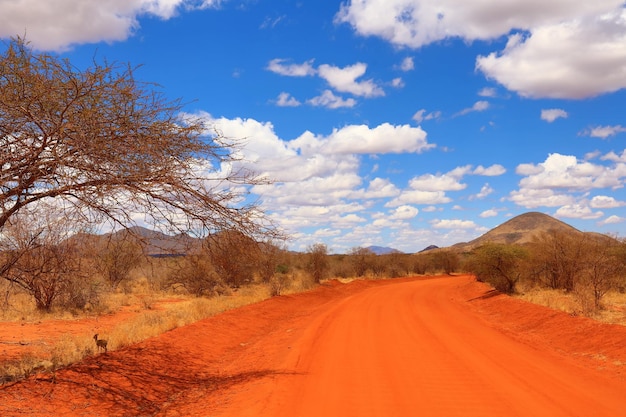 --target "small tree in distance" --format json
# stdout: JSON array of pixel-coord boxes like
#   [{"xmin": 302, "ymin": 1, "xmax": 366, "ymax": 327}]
[
  {"xmin": 466, "ymin": 243, "xmax": 528, "ymax": 294},
  {"xmin": 306, "ymin": 243, "xmax": 329, "ymax": 283}
]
